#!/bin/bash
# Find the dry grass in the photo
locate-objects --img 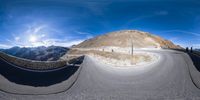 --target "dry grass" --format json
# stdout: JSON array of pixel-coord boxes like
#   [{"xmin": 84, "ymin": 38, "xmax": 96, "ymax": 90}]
[
  {"xmin": 91, "ymin": 51, "xmax": 152, "ymax": 65},
  {"xmin": 67, "ymin": 49, "xmax": 152, "ymax": 65}
]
